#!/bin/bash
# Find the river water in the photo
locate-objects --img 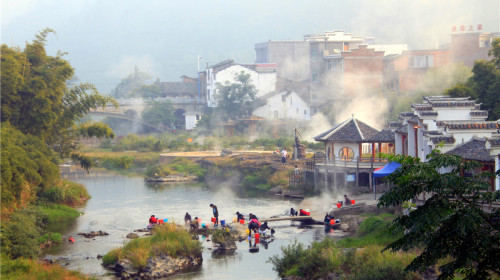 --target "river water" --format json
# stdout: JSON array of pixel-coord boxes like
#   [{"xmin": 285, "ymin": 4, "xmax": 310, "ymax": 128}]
[{"xmin": 45, "ymin": 172, "xmax": 344, "ymax": 279}]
